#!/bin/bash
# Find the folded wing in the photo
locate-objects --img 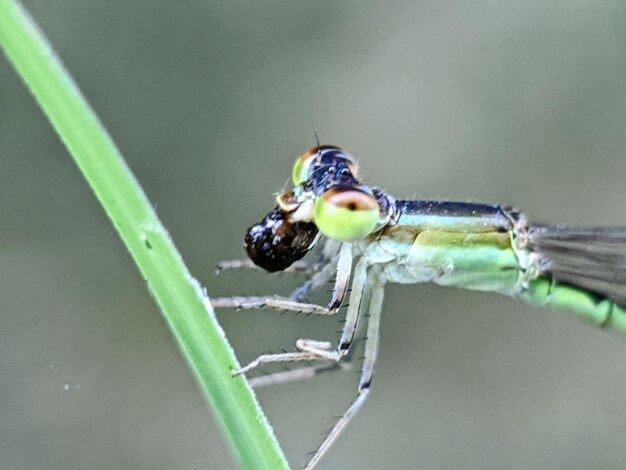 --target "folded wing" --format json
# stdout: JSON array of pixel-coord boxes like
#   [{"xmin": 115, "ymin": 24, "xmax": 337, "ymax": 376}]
[{"xmin": 529, "ymin": 225, "xmax": 626, "ymax": 305}]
